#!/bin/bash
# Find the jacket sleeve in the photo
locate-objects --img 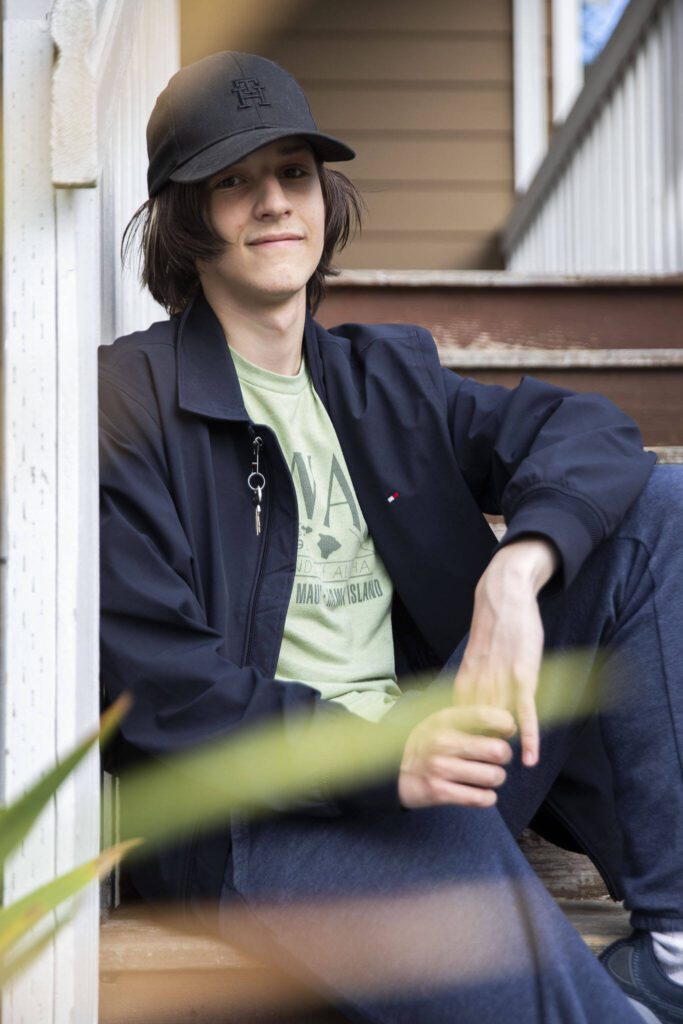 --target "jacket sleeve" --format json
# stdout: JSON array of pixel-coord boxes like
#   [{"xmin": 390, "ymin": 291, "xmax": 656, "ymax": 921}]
[
  {"xmin": 426, "ymin": 331, "xmax": 656, "ymax": 589},
  {"xmin": 99, "ymin": 367, "xmax": 404, "ymax": 815}
]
